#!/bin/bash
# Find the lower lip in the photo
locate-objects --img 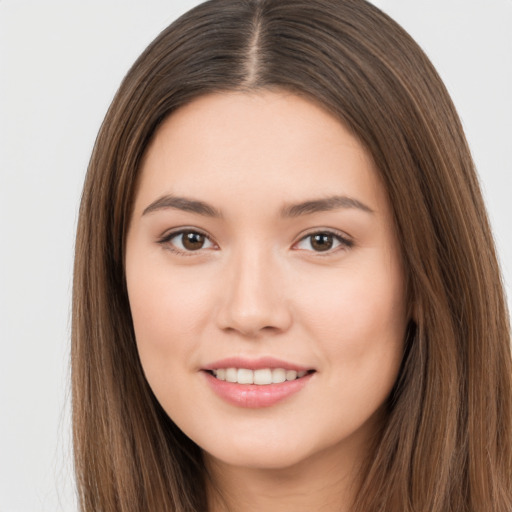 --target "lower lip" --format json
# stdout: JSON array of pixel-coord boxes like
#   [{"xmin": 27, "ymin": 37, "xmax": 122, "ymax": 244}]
[{"xmin": 203, "ymin": 371, "xmax": 314, "ymax": 408}]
